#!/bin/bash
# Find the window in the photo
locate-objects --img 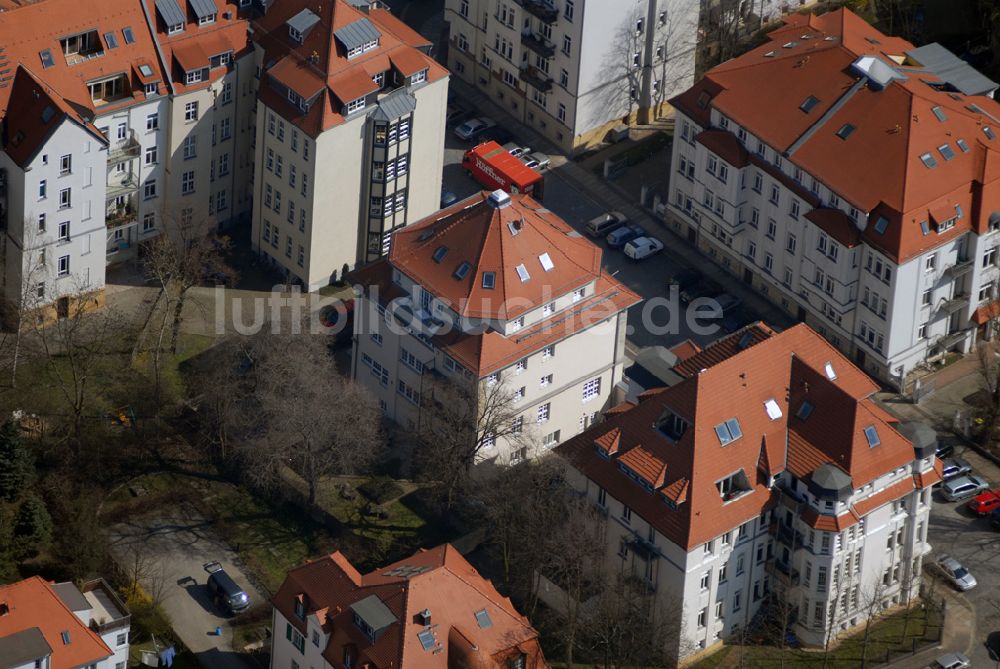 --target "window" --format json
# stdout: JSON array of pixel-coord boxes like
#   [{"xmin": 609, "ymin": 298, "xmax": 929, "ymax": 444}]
[
  {"xmin": 38, "ymin": 180, "xmax": 47, "ymax": 199},
  {"xmin": 540, "ymin": 374, "xmax": 552, "ymax": 387},
  {"xmin": 769, "ymin": 184, "xmax": 780, "ymax": 204},
  {"xmin": 984, "ymin": 247, "xmax": 998, "ymax": 268},
  {"xmin": 346, "ymin": 97, "xmax": 366, "ymax": 114},
  {"xmin": 542, "ymin": 345, "xmax": 554, "ymax": 361},
  {"xmin": 59, "ymin": 154, "xmax": 72, "ymax": 175},
  {"xmin": 542, "ymin": 430, "xmax": 560, "ymax": 448},
  {"xmin": 58, "ymin": 188, "xmax": 71, "ymax": 209},
  {"xmin": 185, "ymin": 69, "xmax": 204, "ymax": 84},
  {"xmin": 146, "ymin": 112, "xmax": 159, "ymax": 130},
  {"xmin": 925, "ymin": 254, "xmax": 937, "ymax": 271},
  {"xmin": 57, "ymin": 220, "xmax": 70, "ymax": 241},
  {"xmin": 37, "ymin": 214, "xmax": 46, "ymax": 233},
  {"xmin": 764, "ymin": 253, "xmax": 773, "ymax": 273},
  {"xmin": 57, "ymin": 255, "xmax": 70, "ymax": 276},
  {"xmin": 220, "ymin": 117, "xmax": 231, "ymax": 140},
  {"xmin": 564, "ymin": 0, "xmax": 573, "ymax": 20},
  {"xmin": 143, "ymin": 178, "xmax": 157, "ymax": 199},
  {"xmin": 582, "ymin": 377, "xmax": 601, "ymax": 402},
  {"xmin": 181, "ymin": 170, "xmax": 195, "ymax": 194},
  {"xmin": 144, "ymin": 144, "xmax": 159, "ymax": 165},
  {"xmin": 537, "ymin": 403, "xmax": 550, "ymax": 423},
  {"xmin": 183, "ymin": 135, "xmax": 197, "ymax": 159},
  {"xmin": 733, "ymin": 591, "xmax": 742, "ymax": 612},
  {"xmin": 921, "ymin": 289, "xmax": 932, "ymax": 306},
  {"xmin": 714, "ymin": 418, "xmax": 742, "ymax": 445},
  {"xmin": 562, "ymin": 34, "xmax": 571, "ymax": 56},
  {"xmin": 185, "ymin": 101, "xmax": 198, "ymax": 121}
]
